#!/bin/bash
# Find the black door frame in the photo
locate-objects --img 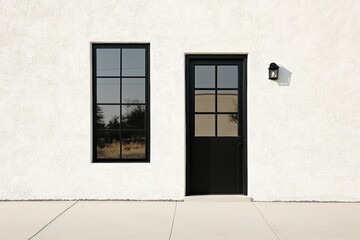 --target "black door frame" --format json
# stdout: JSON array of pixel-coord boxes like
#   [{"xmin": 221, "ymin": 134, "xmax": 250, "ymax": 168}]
[{"xmin": 185, "ymin": 54, "xmax": 248, "ymax": 196}]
